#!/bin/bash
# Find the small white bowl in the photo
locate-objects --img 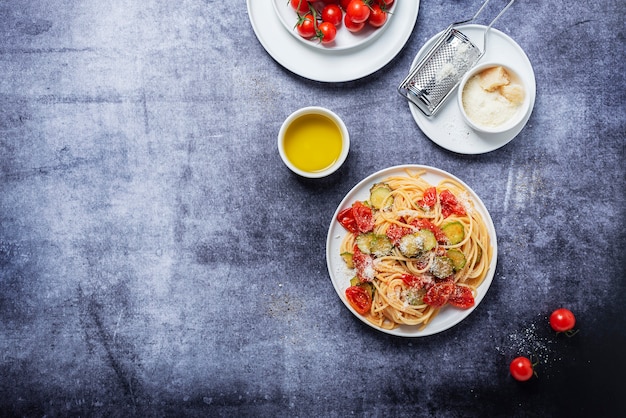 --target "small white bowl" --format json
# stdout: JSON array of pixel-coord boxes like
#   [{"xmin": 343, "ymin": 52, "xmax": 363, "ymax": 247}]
[
  {"xmin": 458, "ymin": 62, "xmax": 530, "ymax": 134},
  {"xmin": 278, "ymin": 106, "xmax": 350, "ymax": 178}
]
